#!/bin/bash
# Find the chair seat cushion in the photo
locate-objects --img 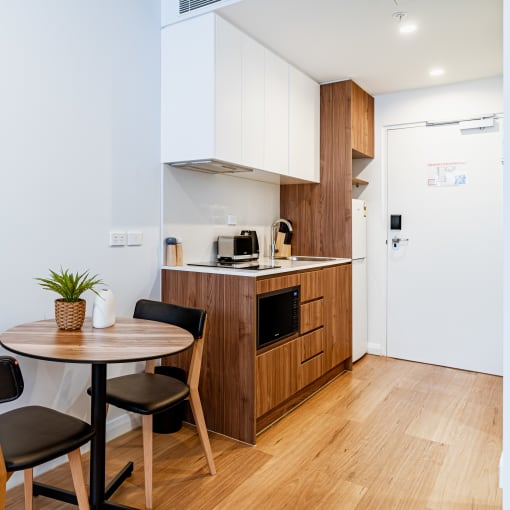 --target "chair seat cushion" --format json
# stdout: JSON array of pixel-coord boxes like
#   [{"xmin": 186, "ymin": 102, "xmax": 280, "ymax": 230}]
[
  {"xmin": 0, "ymin": 406, "xmax": 94, "ymax": 472},
  {"xmin": 100, "ymin": 373, "xmax": 190, "ymax": 415}
]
